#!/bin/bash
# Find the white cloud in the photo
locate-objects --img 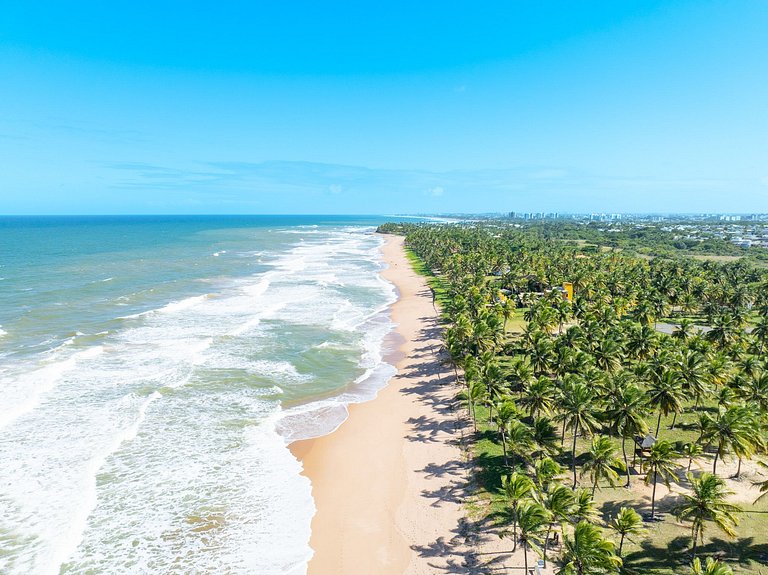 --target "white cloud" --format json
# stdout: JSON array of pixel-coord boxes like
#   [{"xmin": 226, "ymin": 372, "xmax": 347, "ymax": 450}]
[
  {"xmin": 428, "ymin": 186, "xmax": 445, "ymax": 197},
  {"xmin": 328, "ymin": 184, "xmax": 343, "ymax": 194}
]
